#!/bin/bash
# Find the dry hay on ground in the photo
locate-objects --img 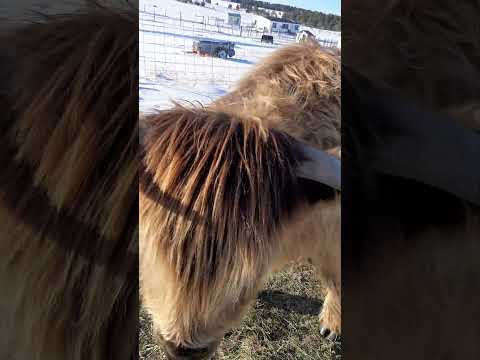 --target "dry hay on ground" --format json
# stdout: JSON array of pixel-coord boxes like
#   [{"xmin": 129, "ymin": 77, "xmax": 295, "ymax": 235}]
[{"xmin": 140, "ymin": 263, "xmax": 341, "ymax": 360}]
